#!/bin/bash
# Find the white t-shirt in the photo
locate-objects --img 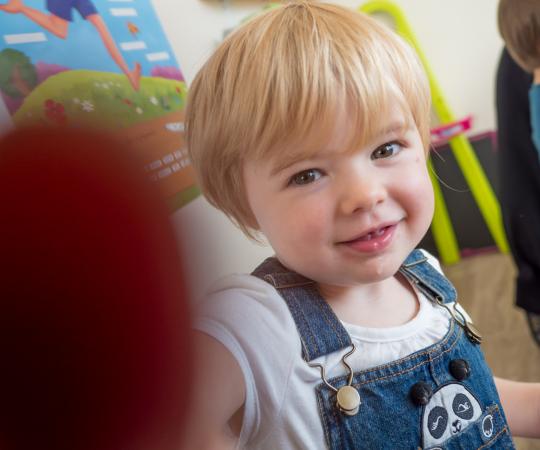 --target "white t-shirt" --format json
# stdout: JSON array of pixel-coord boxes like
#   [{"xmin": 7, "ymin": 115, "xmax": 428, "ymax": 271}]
[{"xmin": 194, "ymin": 251, "xmax": 462, "ymax": 450}]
